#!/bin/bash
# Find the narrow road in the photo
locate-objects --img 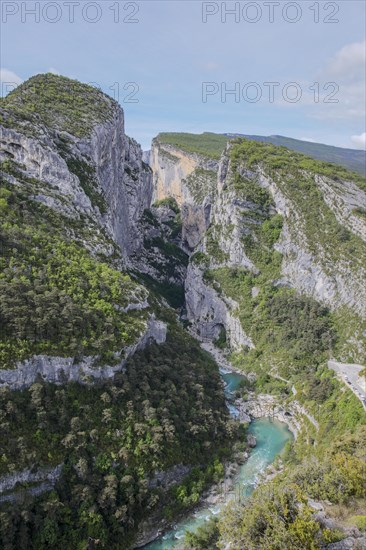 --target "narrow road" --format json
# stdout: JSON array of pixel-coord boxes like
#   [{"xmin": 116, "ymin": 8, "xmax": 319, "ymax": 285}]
[{"xmin": 328, "ymin": 360, "xmax": 366, "ymax": 410}]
